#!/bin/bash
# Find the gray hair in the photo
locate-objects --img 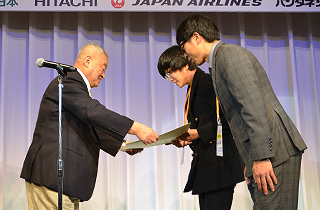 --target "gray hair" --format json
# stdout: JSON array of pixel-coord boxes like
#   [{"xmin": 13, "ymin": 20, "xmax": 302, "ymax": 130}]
[{"xmin": 76, "ymin": 43, "xmax": 109, "ymax": 62}]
